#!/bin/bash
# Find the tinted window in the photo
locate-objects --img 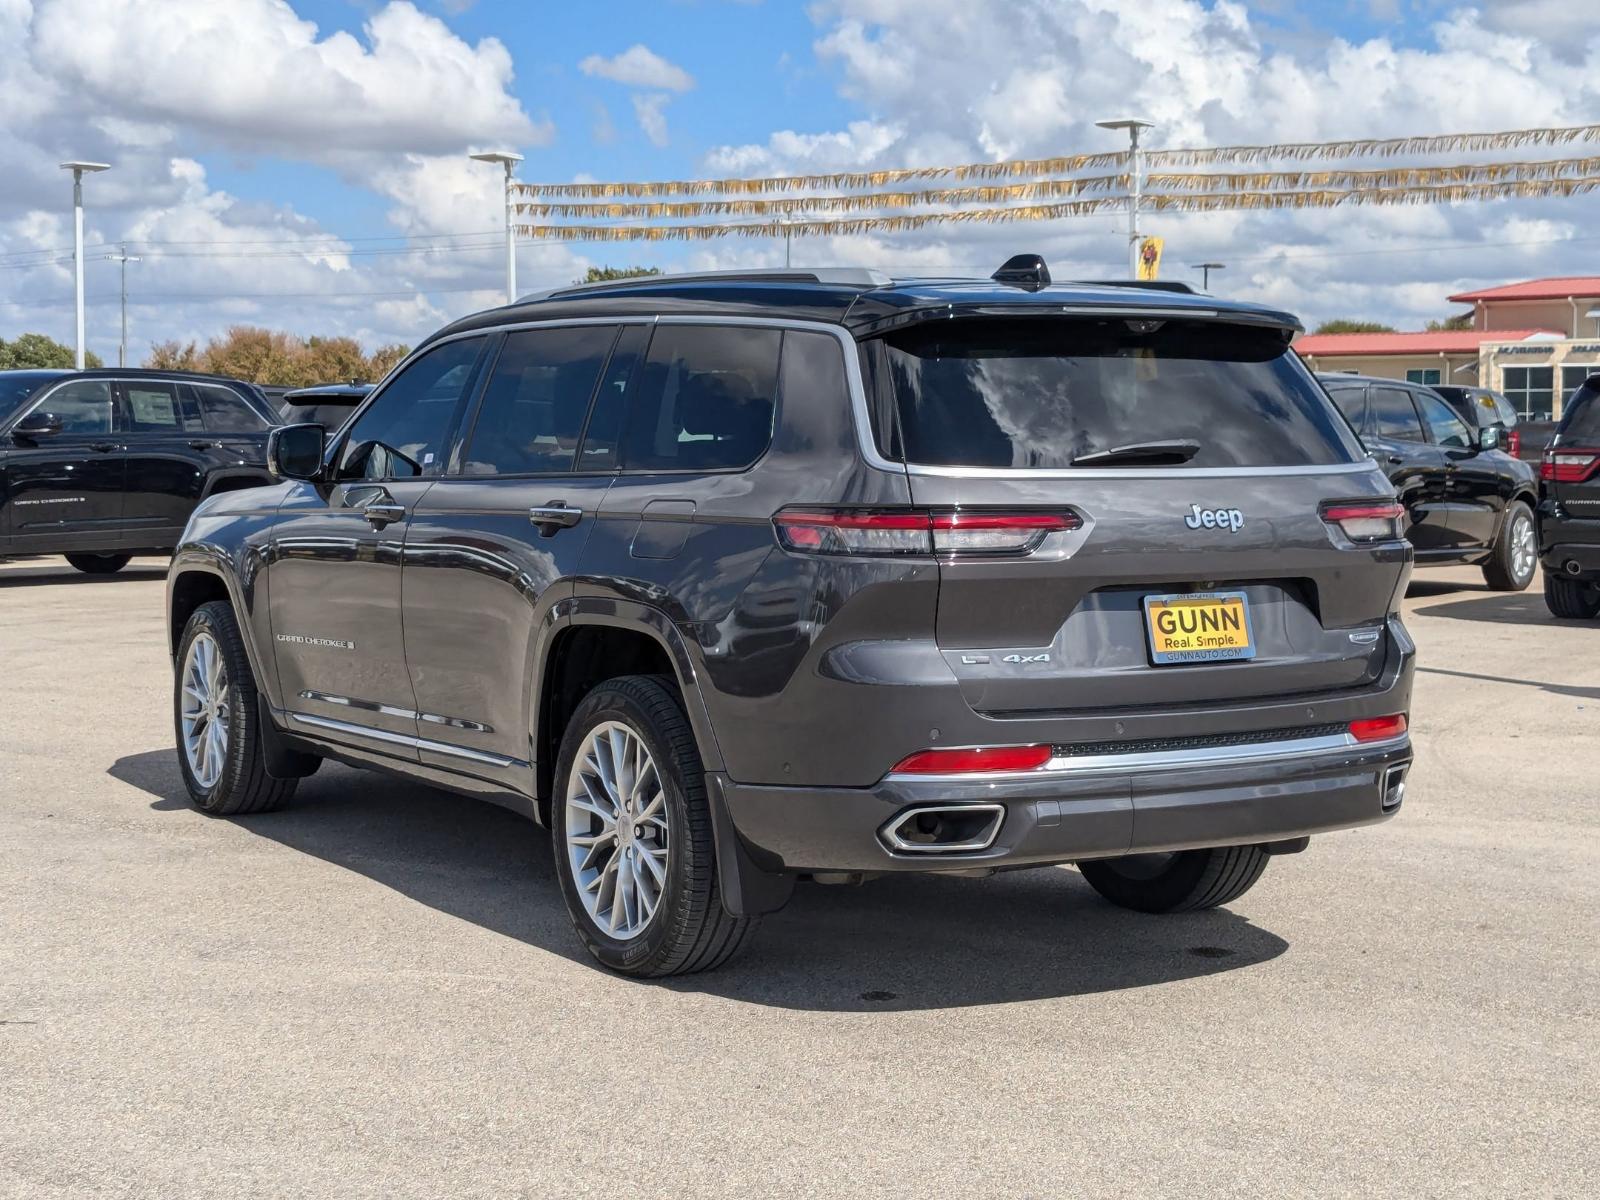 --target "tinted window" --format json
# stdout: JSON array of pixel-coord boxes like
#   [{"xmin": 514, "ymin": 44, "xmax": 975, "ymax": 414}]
[
  {"xmin": 623, "ymin": 325, "xmax": 781, "ymax": 471},
  {"xmin": 1415, "ymin": 391, "xmax": 1472, "ymax": 449},
  {"xmin": 1557, "ymin": 379, "xmax": 1600, "ymax": 443},
  {"xmin": 461, "ymin": 326, "xmax": 614, "ymax": 476},
  {"xmin": 338, "ymin": 337, "xmax": 484, "ymax": 480},
  {"xmin": 124, "ymin": 381, "xmax": 193, "ymax": 432},
  {"xmin": 576, "ymin": 324, "xmax": 648, "ymax": 472},
  {"xmin": 39, "ymin": 380, "xmax": 115, "ymax": 433},
  {"xmin": 1369, "ymin": 387, "xmax": 1424, "ymax": 442},
  {"xmin": 0, "ymin": 372, "xmax": 62, "ymax": 424},
  {"xmin": 1326, "ymin": 385, "xmax": 1367, "ymax": 430},
  {"xmin": 871, "ymin": 318, "xmax": 1361, "ymax": 469},
  {"xmin": 195, "ymin": 384, "xmax": 268, "ymax": 433}
]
